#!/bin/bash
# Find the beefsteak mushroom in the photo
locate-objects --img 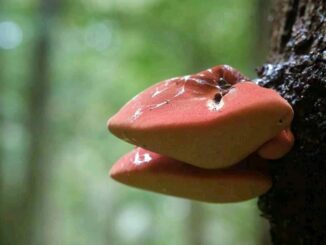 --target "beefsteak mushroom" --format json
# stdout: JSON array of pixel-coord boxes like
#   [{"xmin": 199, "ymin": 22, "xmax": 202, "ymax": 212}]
[{"xmin": 108, "ymin": 65, "xmax": 294, "ymax": 203}]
